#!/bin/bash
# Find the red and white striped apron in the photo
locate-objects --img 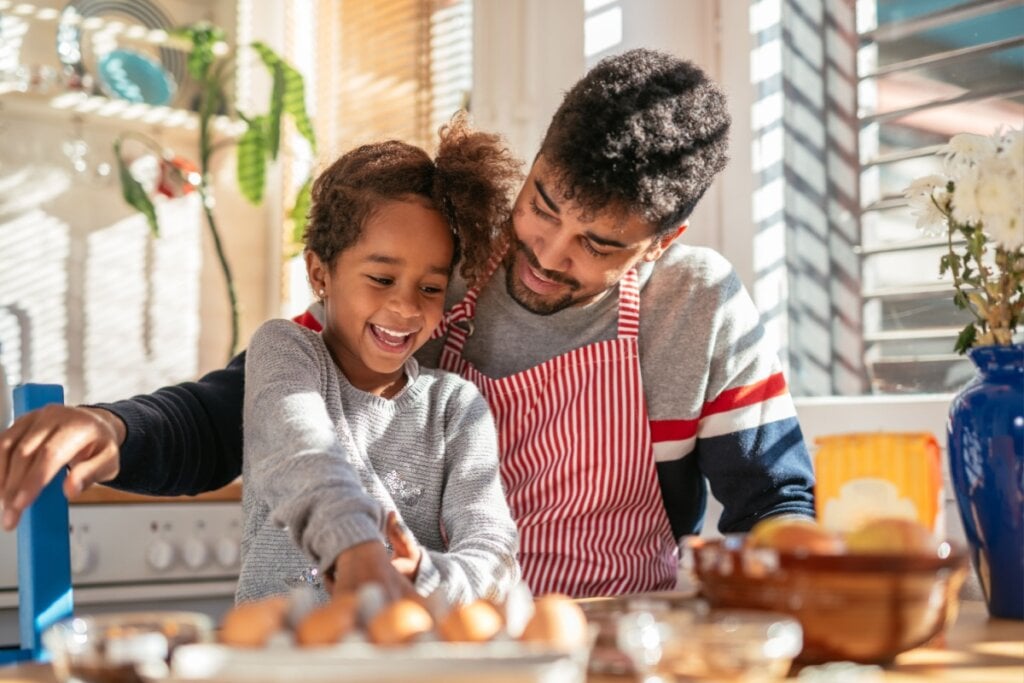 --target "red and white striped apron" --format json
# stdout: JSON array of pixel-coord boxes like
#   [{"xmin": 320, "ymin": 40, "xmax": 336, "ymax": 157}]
[{"xmin": 436, "ymin": 259, "xmax": 677, "ymax": 597}]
